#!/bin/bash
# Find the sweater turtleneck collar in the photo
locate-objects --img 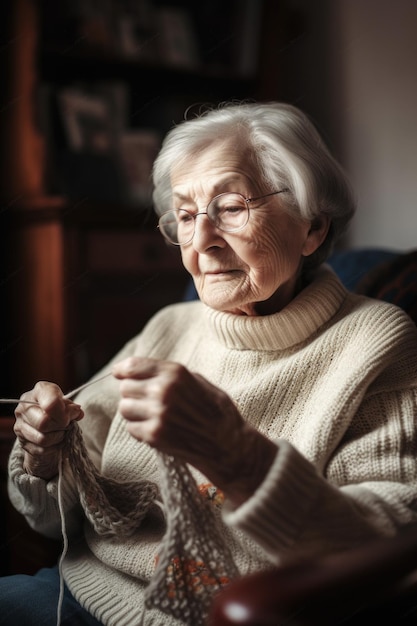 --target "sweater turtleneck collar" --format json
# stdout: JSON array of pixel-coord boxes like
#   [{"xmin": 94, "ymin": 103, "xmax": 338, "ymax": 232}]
[{"xmin": 204, "ymin": 266, "xmax": 348, "ymax": 351}]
